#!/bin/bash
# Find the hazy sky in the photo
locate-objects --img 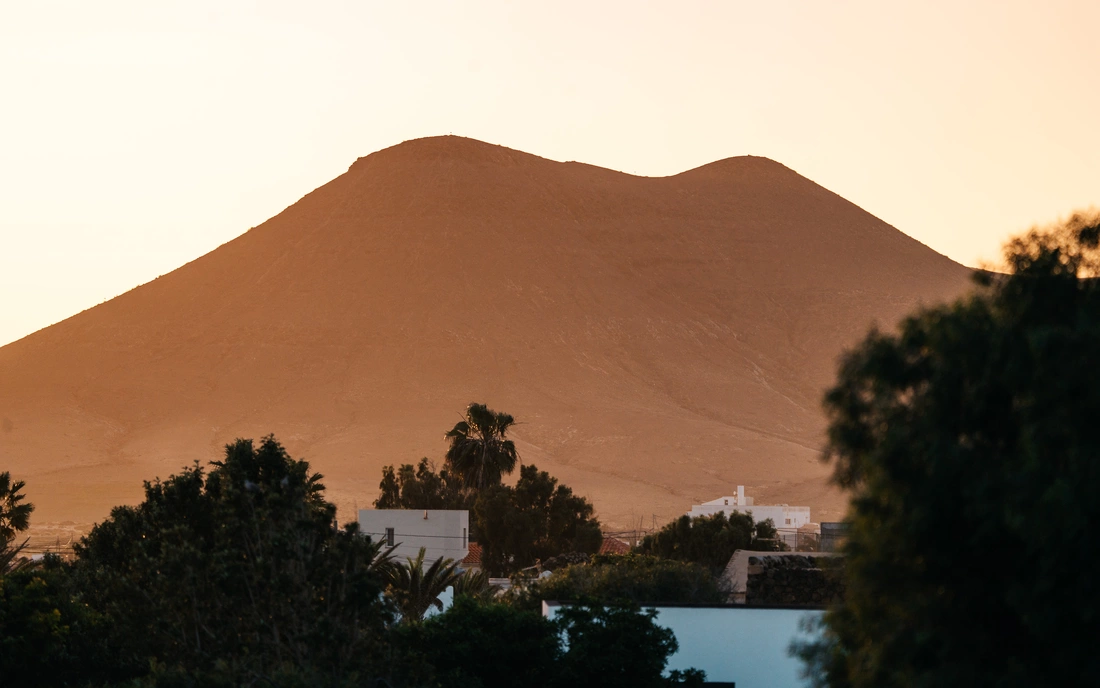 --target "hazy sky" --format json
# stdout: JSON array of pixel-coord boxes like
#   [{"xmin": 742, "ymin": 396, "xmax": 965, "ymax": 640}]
[{"xmin": 1, "ymin": 1, "xmax": 1097, "ymax": 347}]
